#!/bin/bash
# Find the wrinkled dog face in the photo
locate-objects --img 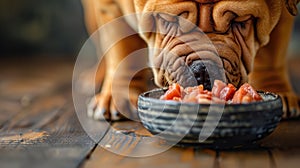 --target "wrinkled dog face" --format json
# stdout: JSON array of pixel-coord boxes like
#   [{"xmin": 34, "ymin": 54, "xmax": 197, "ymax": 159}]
[{"xmin": 134, "ymin": 0, "xmax": 283, "ymax": 89}]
